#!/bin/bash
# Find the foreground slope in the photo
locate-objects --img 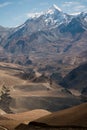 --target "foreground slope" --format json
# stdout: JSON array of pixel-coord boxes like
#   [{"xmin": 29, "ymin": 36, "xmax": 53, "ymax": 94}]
[
  {"xmin": 15, "ymin": 103, "xmax": 87, "ymax": 130},
  {"xmin": 0, "ymin": 109, "xmax": 51, "ymax": 130},
  {"xmin": 33, "ymin": 103, "xmax": 87, "ymax": 127},
  {"xmin": 4, "ymin": 109, "xmax": 51, "ymax": 122}
]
